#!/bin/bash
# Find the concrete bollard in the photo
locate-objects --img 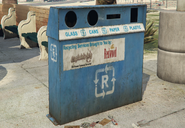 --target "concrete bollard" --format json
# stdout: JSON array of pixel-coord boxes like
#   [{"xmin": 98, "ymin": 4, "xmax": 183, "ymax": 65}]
[
  {"xmin": 157, "ymin": 0, "xmax": 185, "ymax": 84},
  {"xmin": 177, "ymin": 0, "xmax": 185, "ymax": 11}
]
